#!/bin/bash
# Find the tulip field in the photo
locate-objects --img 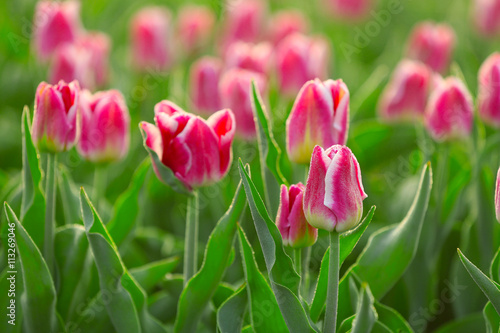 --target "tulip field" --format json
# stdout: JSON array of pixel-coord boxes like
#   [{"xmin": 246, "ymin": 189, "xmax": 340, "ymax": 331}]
[{"xmin": 3, "ymin": 0, "xmax": 500, "ymax": 332}]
